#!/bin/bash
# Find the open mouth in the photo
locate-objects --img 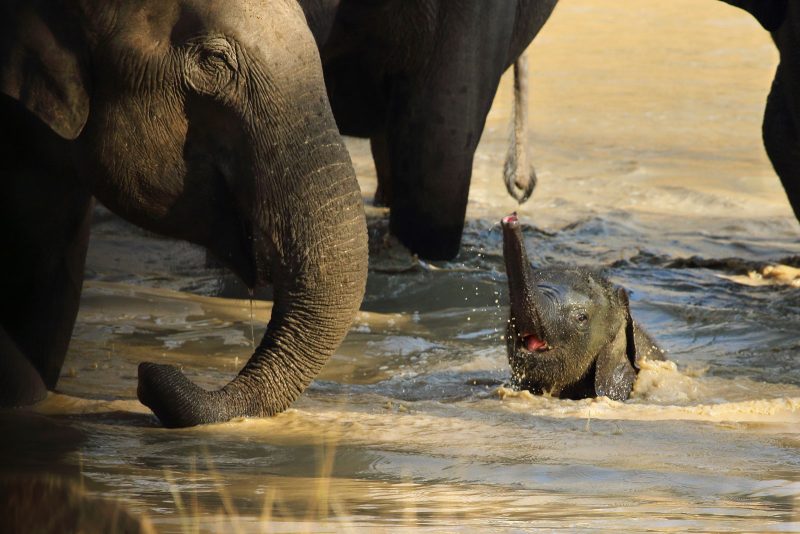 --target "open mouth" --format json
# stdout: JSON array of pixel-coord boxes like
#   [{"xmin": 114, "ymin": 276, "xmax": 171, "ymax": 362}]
[{"xmin": 521, "ymin": 333, "xmax": 551, "ymax": 352}]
